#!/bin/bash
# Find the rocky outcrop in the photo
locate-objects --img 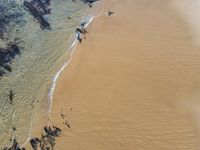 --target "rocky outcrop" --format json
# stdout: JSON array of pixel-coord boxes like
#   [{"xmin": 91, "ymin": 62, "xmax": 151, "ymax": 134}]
[
  {"xmin": 0, "ymin": 39, "xmax": 23, "ymax": 76},
  {"xmin": 3, "ymin": 138, "xmax": 25, "ymax": 150},
  {"xmin": 0, "ymin": 1, "xmax": 25, "ymax": 77},
  {"xmin": 30, "ymin": 125, "xmax": 61, "ymax": 150}
]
